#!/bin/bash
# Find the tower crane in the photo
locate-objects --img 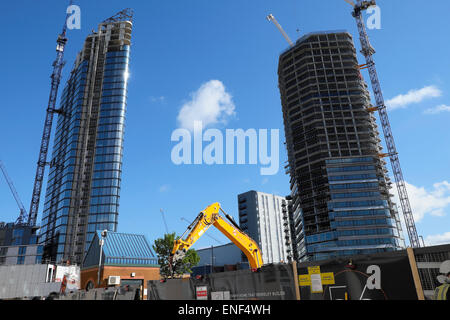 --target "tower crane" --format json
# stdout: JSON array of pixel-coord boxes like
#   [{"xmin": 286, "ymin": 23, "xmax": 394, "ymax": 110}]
[
  {"xmin": 266, "ymin": 14, "xmax": 294, "ymax": 47},
  {"xmin": 28, "ymin": 1, "xmax": 73, "ymax": 226},
  {"xmin": 345, "ymin": 0, "xmax": 421, "ymax": 248},
  {"xmin": 0, "ymin": 160, "xmax": 27, "ymax": 225}
]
